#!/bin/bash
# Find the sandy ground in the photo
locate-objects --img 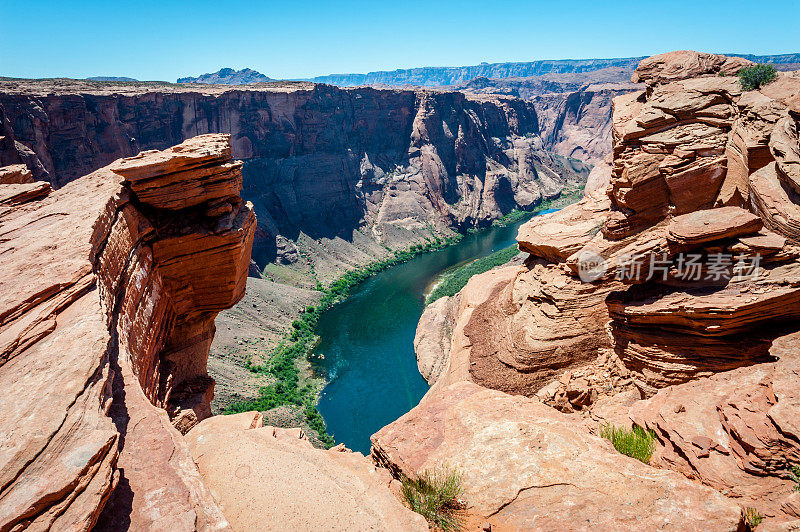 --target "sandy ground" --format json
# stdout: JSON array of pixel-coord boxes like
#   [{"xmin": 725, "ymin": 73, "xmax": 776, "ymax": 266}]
[{"xmin": 209, "ymin": 277, "xmax": 321, "ymax": 414}]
